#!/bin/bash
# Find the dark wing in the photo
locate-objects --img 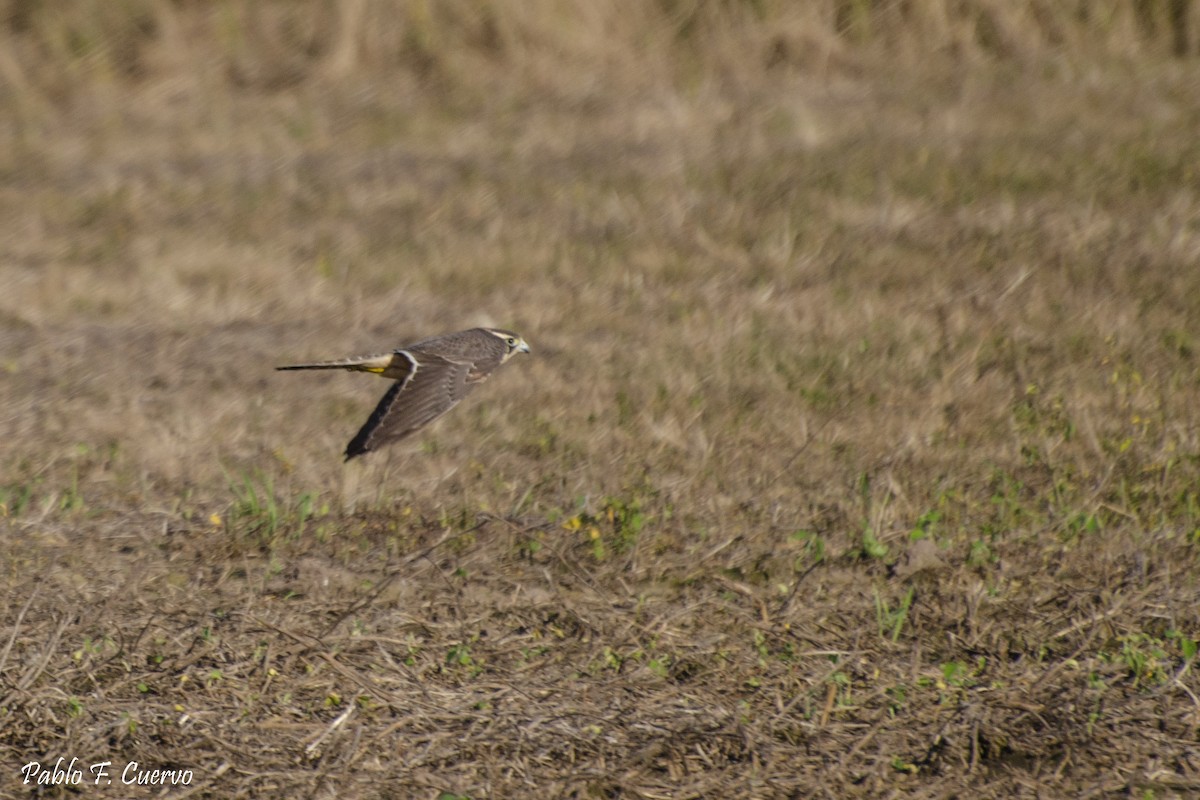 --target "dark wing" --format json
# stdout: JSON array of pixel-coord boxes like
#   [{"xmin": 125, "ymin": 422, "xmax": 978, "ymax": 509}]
[{"xmin": 344, "ymin": 354, "xmax": 475, "ymax": 460}]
